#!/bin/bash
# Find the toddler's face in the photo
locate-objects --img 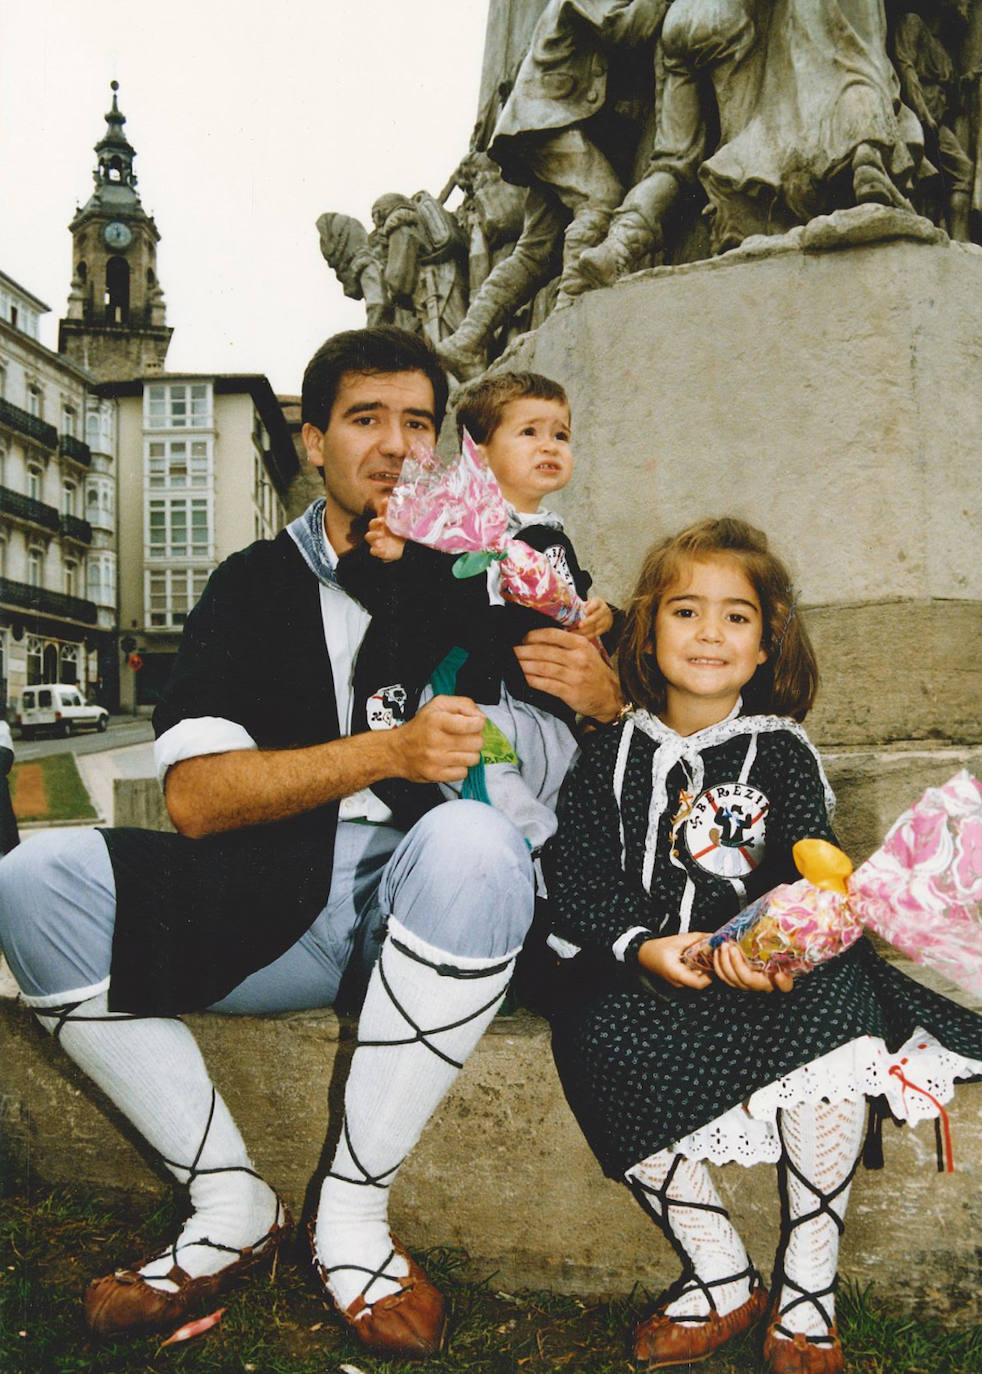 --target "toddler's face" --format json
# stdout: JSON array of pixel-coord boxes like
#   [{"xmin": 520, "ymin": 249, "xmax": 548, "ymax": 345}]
[{"xmin": 480, "ymin": 397, "xmax": 573, "ymax": 511}]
